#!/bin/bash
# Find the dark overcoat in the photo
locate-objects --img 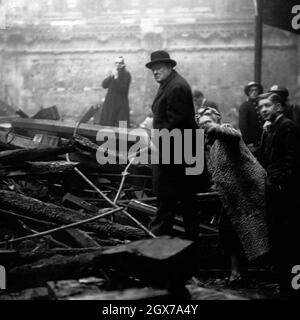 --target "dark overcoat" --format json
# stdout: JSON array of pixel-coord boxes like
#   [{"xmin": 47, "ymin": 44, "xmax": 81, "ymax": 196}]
[
  {"xmin": 238, "ymin": 98, "xmax": 263, "ymax": 147},
  {"xmin": 259, "ymin": 115, "xmax": 300, "ymax": 214},
  {"xmin": 258, "ymin": 115, "xmax": 300, "ymax": 291},
  {"xmin": 100, "ymin": 68, "xmax": 131, "ymax": 127},
  {"xmin": 151, "ymin": 70, "xmax": 200, "ymax": 197}
]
